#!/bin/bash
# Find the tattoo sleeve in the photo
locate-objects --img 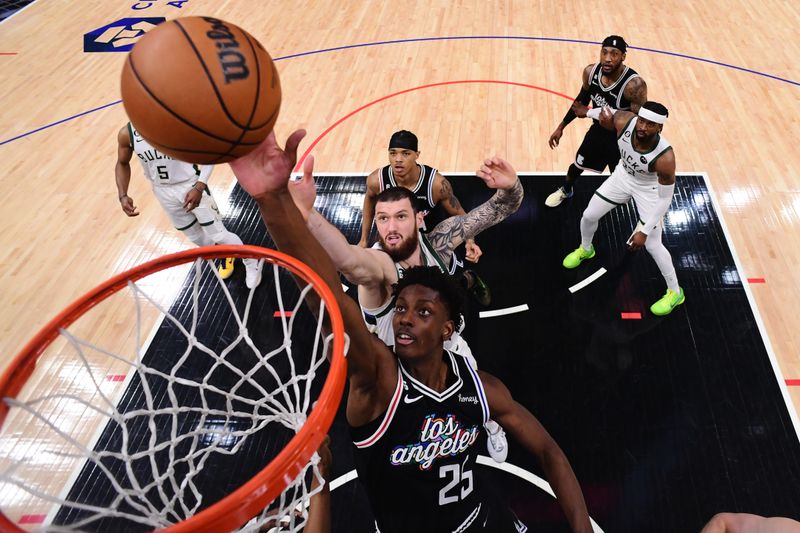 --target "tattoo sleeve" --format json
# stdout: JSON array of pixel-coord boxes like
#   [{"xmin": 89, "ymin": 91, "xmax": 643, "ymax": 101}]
[
  {"xmin": 427, "ymin": 179, "xmax": 524, "ymax": 258},
  {"xmin": 626, "ymin": 78, "xmax": 647, "ymax": 113},
  {"xmin": 440, "ymin": 178, "xmax": 464, "ymax": 214}
]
